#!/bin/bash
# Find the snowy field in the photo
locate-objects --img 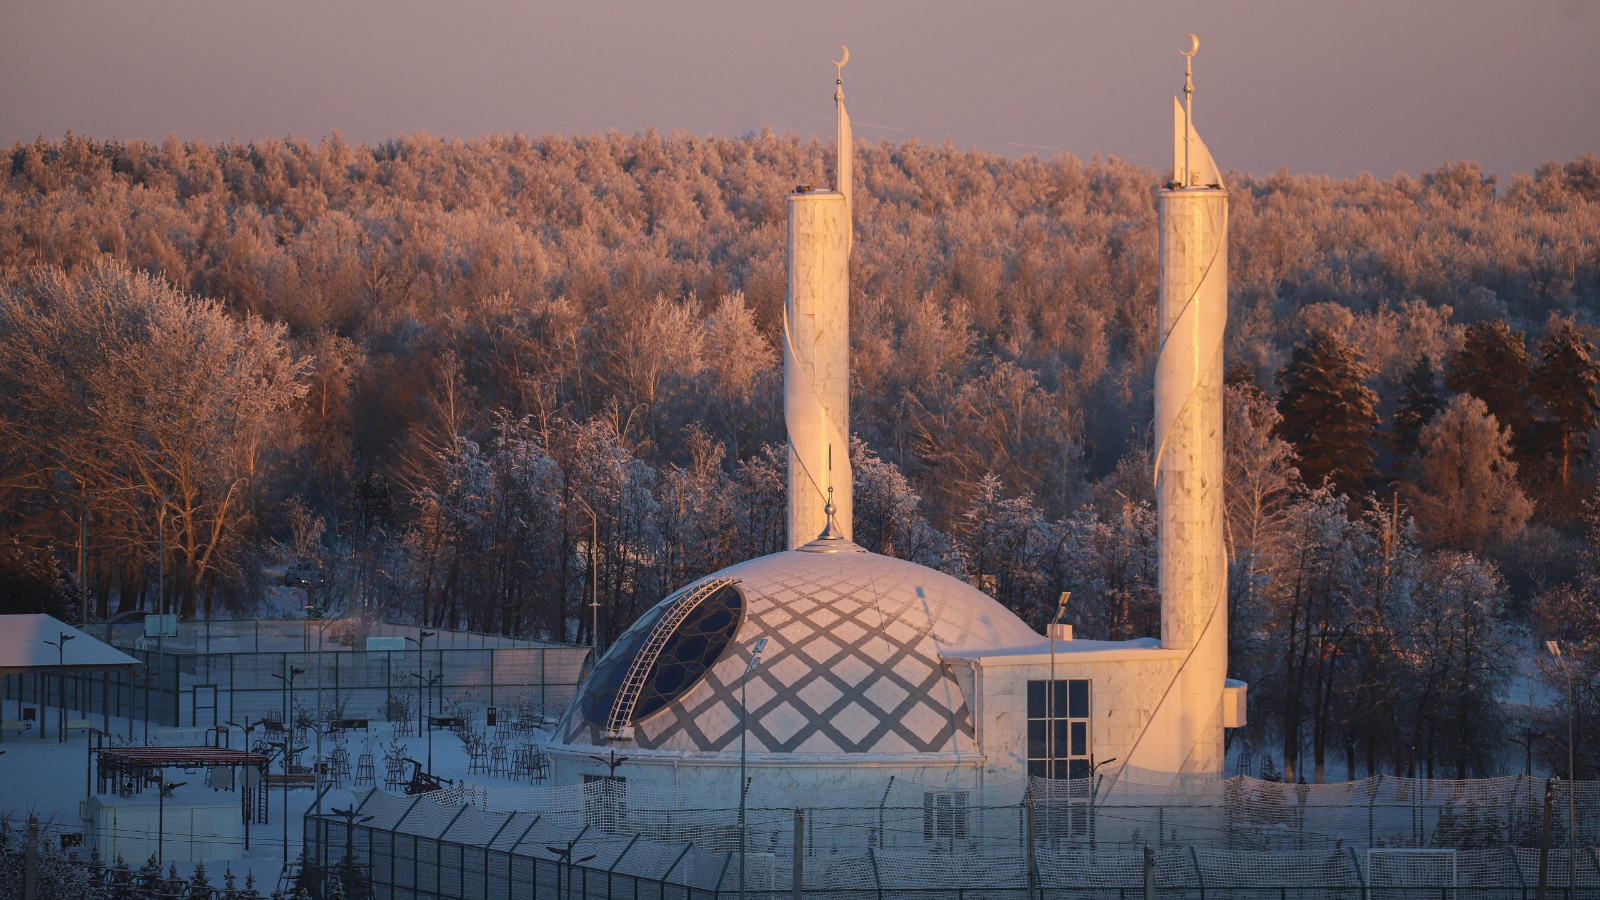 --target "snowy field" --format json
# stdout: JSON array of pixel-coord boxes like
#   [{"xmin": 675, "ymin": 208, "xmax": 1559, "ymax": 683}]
[{"xmin": 0, "ymin": 710, "xmax": 551, "ymax": 891}]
